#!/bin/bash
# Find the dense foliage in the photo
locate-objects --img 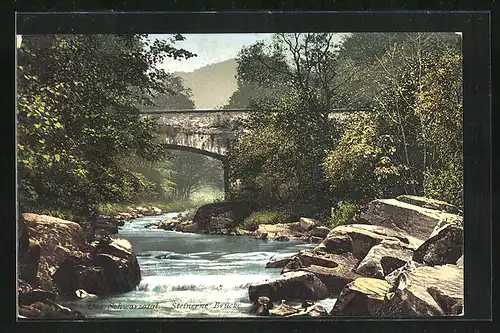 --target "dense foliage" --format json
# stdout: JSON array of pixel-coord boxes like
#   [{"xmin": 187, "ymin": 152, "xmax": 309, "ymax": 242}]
[
  {"xmin": 228, "ymin": 32, "xmax": 463, "ymax": 221},
  {"xmin": 17, "ymin": 34, "xmax": 196, "ymax": 217}
]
